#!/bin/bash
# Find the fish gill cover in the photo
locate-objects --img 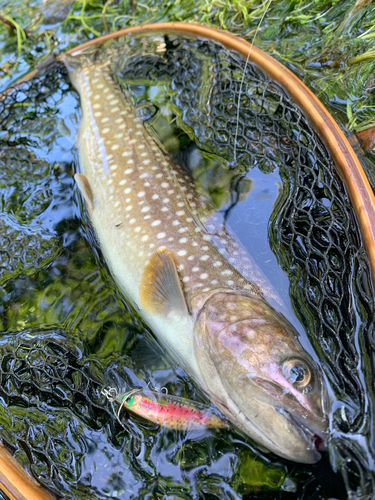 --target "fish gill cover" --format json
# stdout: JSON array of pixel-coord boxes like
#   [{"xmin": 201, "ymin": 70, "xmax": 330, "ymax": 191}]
[{"xmin": 0, "ymin": 32, "xmax": 374, "ymax": 499}]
